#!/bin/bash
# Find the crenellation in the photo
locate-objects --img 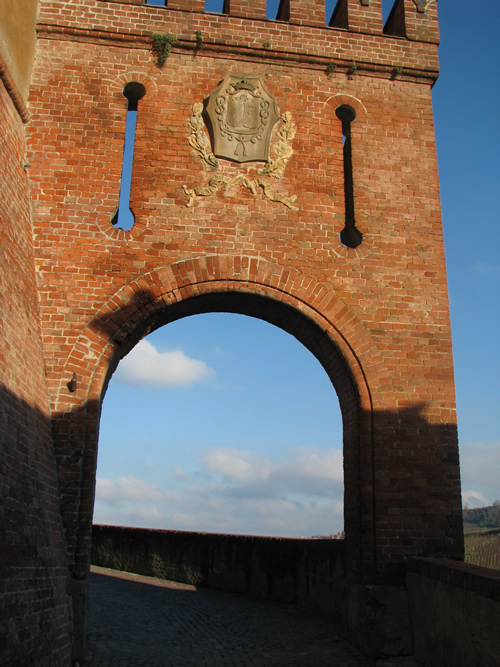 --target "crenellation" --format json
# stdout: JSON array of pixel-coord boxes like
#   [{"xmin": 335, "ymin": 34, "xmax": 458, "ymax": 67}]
[
  {"xmin": 68, "ymin": 0, "xmax": 441, "ymax": 47},
  {"xmin": 168, "ymin": 0, "xmax": 205, "ymax": 11},
  {"xmin": 229, "ymin": 0, "xmax": 267, "ymax": 20},
  {"xmin": 36, "ymin": 0, "xmax": 440, "ymax": 79},
  {"xmin": 404, "ymin": 0, "xmax": 439, "ymax": 43}
]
